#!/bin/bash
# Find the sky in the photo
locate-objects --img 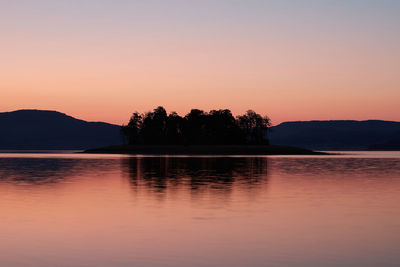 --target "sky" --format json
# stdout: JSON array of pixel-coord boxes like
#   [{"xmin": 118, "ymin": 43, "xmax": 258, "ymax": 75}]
[{"xmin": 1, "ymin": 0, "xmax": 399, "ymax": 125}]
